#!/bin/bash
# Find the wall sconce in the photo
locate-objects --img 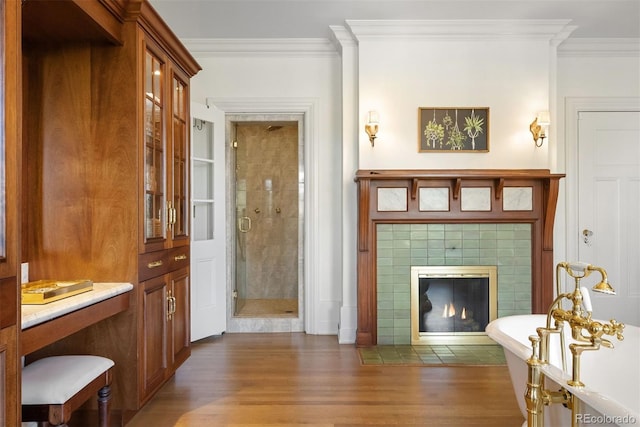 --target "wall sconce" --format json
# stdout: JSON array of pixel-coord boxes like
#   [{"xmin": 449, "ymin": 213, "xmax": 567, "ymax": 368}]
[
  {"xmin": 529, "ymin": 111, "xmax": 550, "ymax": 147},
  {"xmin": 365, "ymin": 110, "xmax": 379, "ymax": 147}
]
